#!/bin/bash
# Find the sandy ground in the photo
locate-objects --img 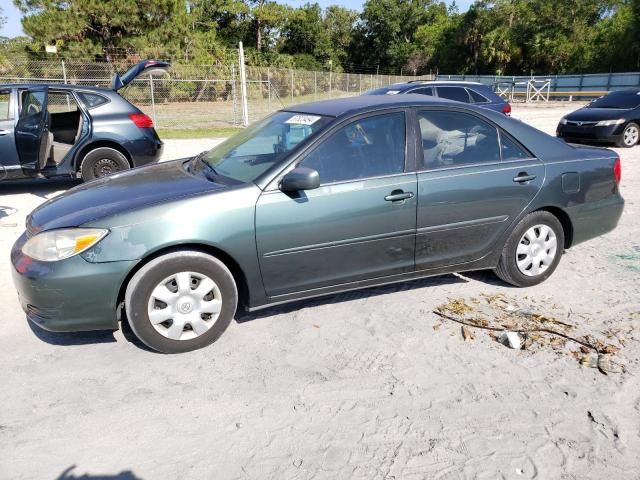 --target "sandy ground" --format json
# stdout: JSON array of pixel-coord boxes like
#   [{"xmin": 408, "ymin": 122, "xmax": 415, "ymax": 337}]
[{"xmin": 0, "ymin": 103, "xmax": 639, "ymax": 479}]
